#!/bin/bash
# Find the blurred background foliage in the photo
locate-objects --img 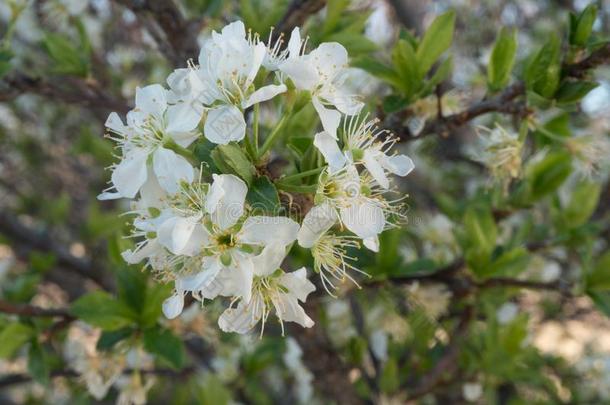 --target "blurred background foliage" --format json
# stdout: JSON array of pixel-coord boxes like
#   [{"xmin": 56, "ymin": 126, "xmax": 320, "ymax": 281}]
[{"xmin": 1, "ymin": 0, "xmax": 610, "ymax": 404}]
